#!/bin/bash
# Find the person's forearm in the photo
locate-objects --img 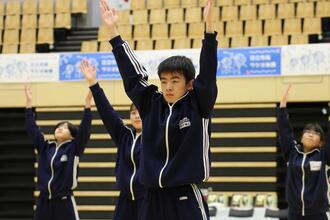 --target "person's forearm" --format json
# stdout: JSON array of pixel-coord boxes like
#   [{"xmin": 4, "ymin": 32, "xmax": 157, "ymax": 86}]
[
  {"xmin": 109, "ymin": 27, "xmax": 120, "ymax": 40},
  {"xmin": 90, "ymin": 83, "xmax": 129, "ymax": 145},
  {"xmin": 205, "ymin": 23, "xmax": 214, "ymax": 34},
  {"xmin": 26, "ymin": 102, "xmax": 32, "ymax": 108}
]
